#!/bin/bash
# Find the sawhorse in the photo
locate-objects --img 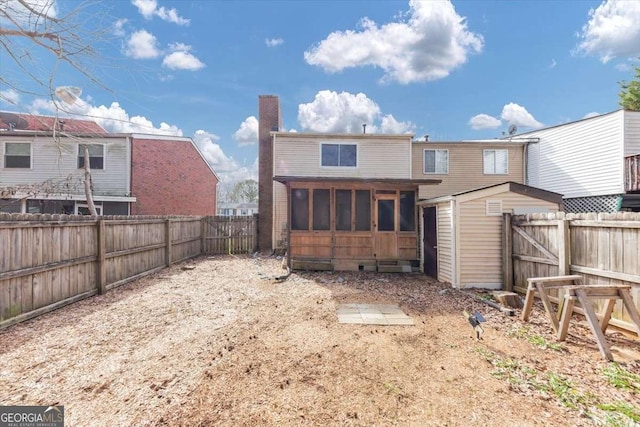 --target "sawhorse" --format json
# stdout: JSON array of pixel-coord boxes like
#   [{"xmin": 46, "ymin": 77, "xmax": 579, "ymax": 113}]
[{"xmin": 521, "ymin": 275, "xmax": 640, "ymax": 361}]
